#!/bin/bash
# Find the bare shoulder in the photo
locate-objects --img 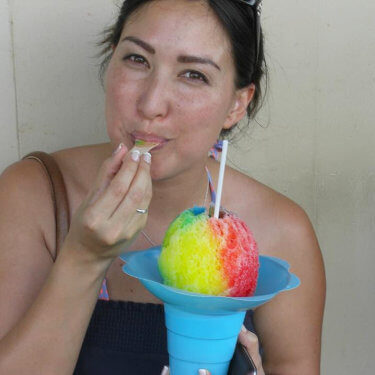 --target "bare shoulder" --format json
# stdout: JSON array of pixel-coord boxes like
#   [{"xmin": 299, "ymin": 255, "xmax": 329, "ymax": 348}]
[
  {"xmin": 50, "ymin": 143, "xmax": 111, "ymax": 195},
  {"xmin": 50, "ymin": 143, "xmax": 110, "ymax": 172},
  {"xmin": 0, "ymin": 158, "xmax": 57, "ymax": 257},
  {"xmin": 223, "ymin": 166, "xmax": 322, "ymax": 265},
  {"xmin": 0, "ymin": 157, "xmax": 55, "ymax": 217},
  {"xmin": 0, "ymin": 143, "xmax": 109, "ymax": 257}
]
